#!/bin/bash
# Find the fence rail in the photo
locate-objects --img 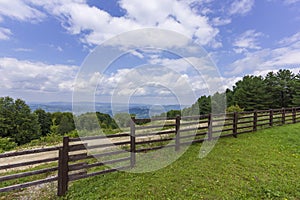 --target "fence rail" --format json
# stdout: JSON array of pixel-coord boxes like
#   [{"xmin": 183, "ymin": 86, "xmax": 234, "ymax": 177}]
[{"xmin": 1, "ymin": 107, "xmax": 300, "ymax": 196}]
